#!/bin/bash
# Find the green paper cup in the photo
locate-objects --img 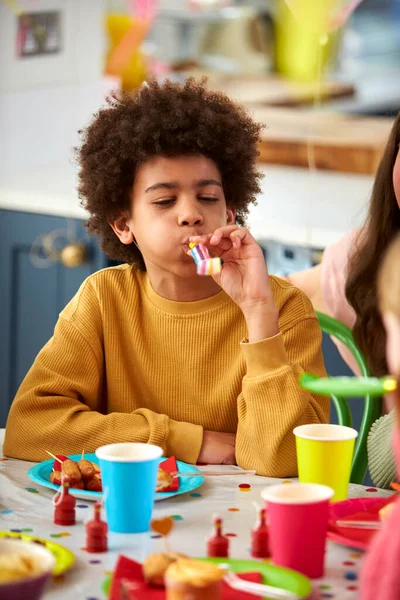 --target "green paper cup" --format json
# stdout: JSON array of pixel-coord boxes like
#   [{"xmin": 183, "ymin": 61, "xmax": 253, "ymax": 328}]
[{"xmin": 293, "ymin": 424, "xmax": 358, "ymax": 502}]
